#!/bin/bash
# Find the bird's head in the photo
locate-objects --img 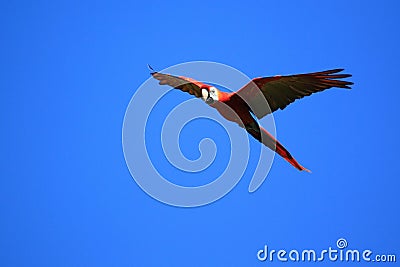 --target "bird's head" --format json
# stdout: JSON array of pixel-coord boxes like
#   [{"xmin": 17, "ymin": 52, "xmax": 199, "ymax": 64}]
[{"xmin": 201, "ymin": 86, "xmax": 219, "ymax": 105}]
